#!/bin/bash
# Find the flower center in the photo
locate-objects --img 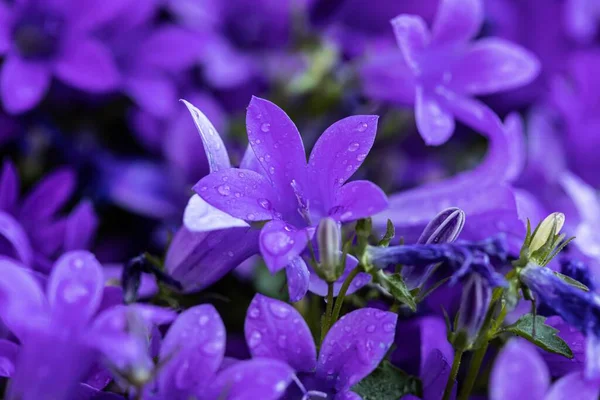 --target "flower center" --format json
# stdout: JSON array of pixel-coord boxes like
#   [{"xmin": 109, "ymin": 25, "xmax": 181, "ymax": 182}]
[{"xmin": 13, "ymin": 11, "xmax": 64, "ymax": 60}]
